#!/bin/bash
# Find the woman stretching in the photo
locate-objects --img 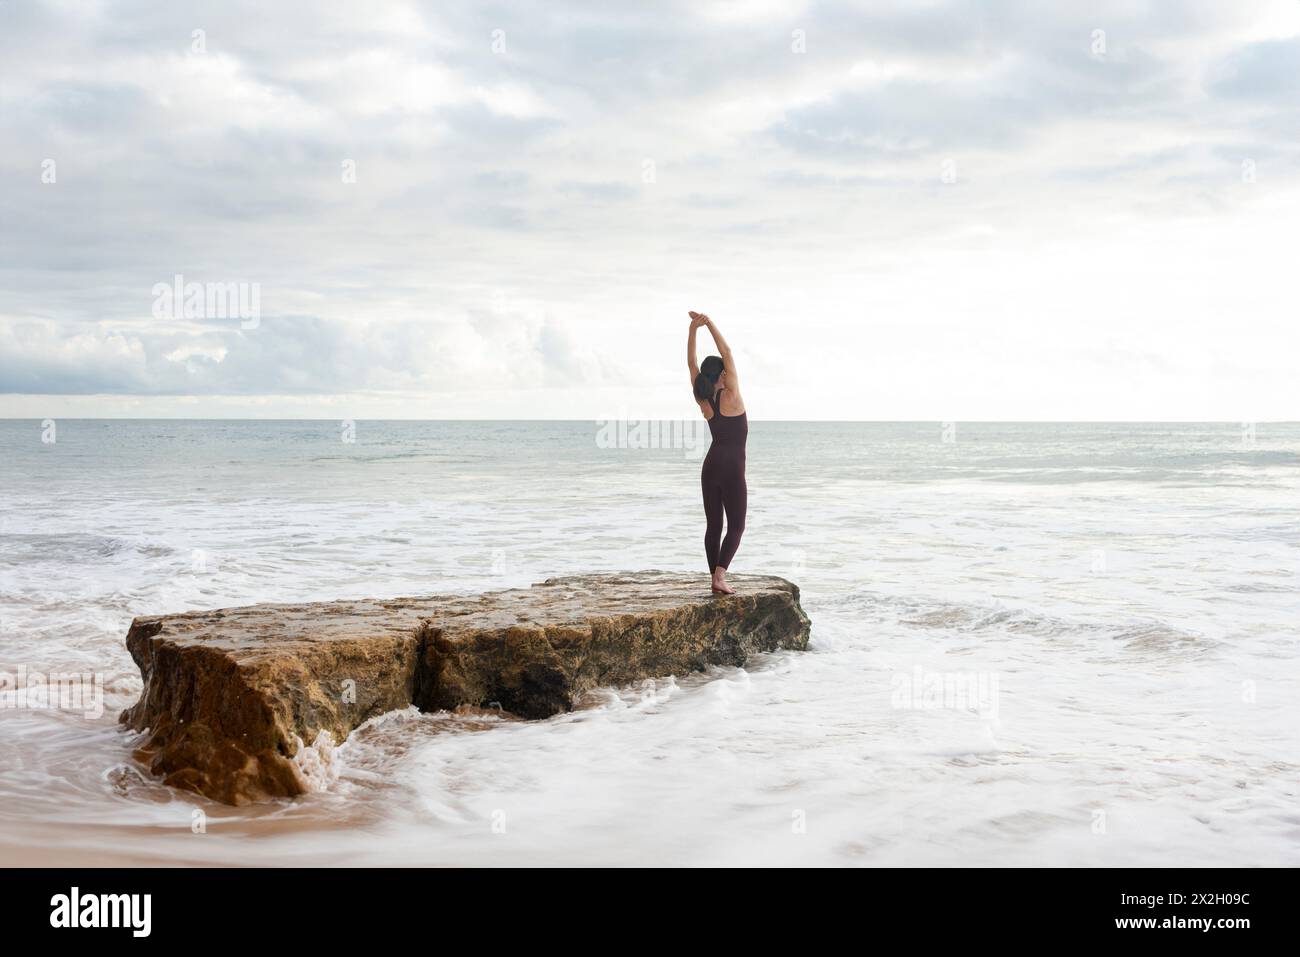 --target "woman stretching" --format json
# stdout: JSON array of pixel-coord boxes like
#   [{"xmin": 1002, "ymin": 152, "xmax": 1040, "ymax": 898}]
[{"xmin": 687, "ymin": 311, "xmax": 747, "ymax": 595}]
